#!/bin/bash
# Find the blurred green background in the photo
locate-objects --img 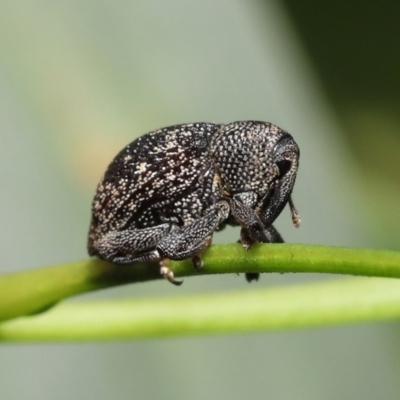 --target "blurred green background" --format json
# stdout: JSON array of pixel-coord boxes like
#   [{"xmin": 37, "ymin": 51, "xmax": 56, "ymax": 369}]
[{"xmin": 1, "ymin": 1, "xmax": 399, "ymax": 399}]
